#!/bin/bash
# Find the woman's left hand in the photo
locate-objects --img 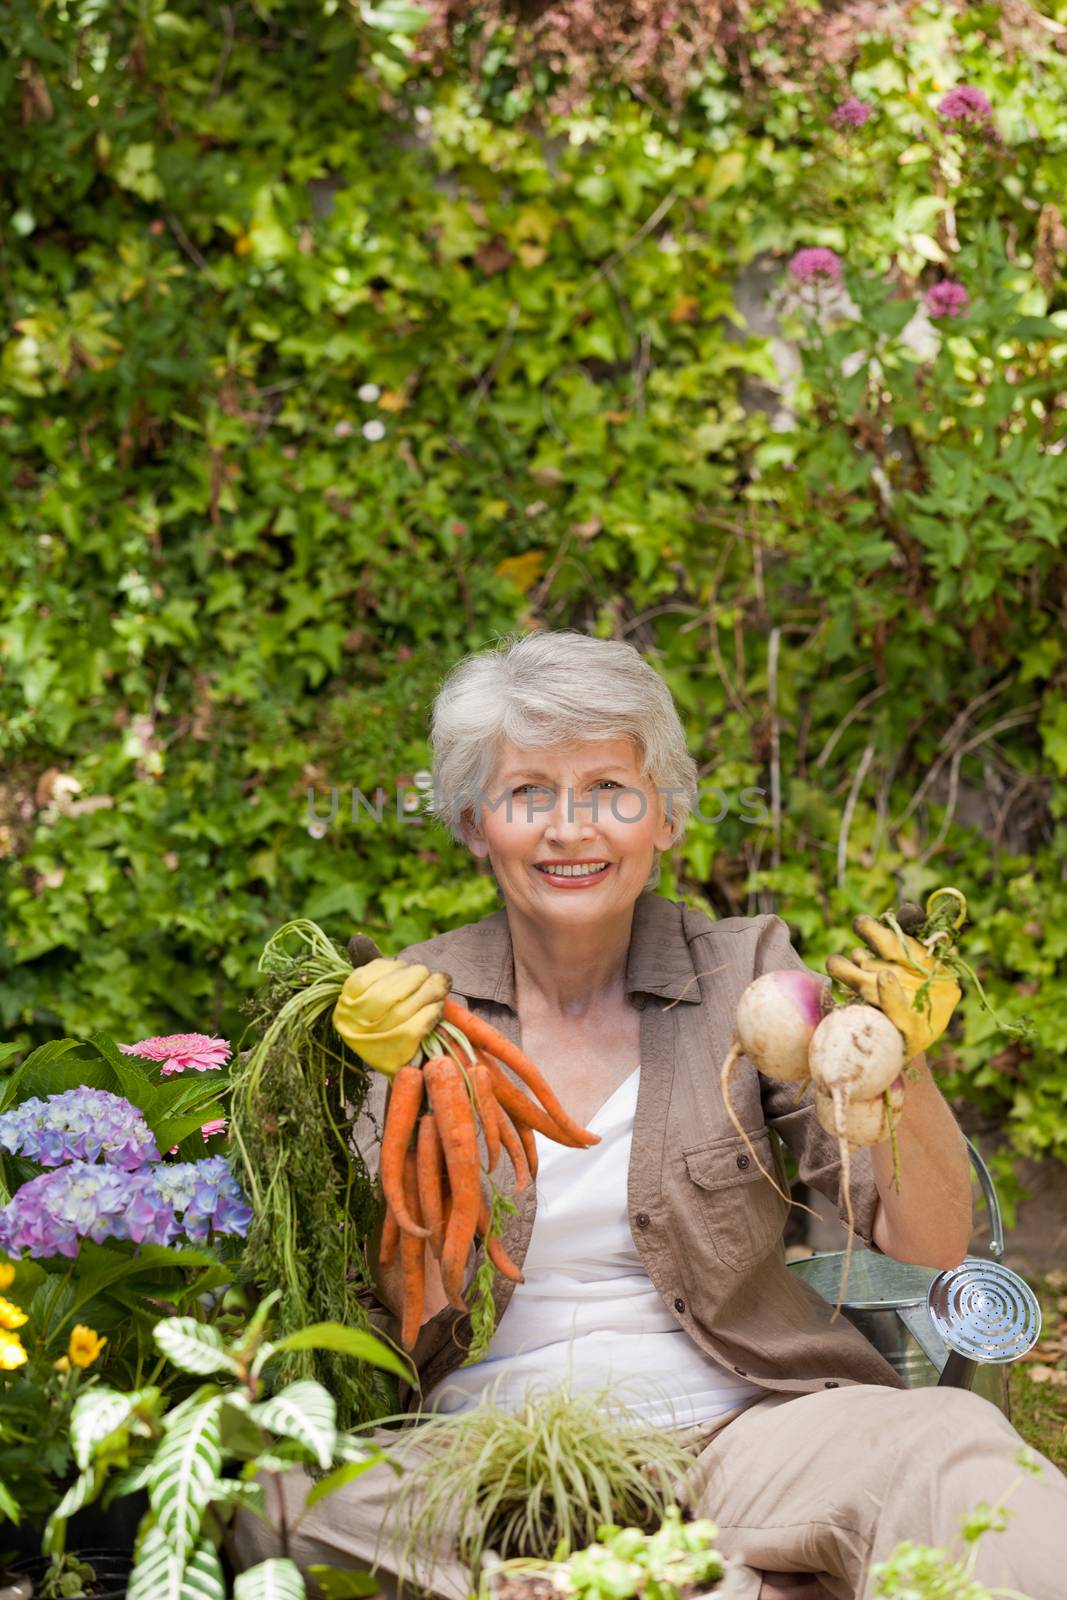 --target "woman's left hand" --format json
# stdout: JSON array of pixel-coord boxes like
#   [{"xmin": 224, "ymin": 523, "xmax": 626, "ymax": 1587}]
[{"xmin": 826, "ymin": 914, "xmax": 961, "ymax": 1063}]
